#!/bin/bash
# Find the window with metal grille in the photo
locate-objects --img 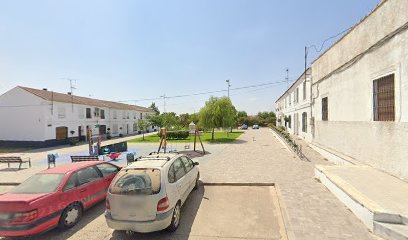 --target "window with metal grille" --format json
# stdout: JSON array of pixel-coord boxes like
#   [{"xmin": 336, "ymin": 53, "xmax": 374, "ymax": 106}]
[
  {"xmin": 322, "ymin": 97, "xmax": 328, "ymax": 121},
  {"xmin": 302, "ymin": 112, "xmax": 307, "ymax": 132},
  {"xmin": 373, "ymin": 74, "xmax": 395, "ymax": 121}
]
